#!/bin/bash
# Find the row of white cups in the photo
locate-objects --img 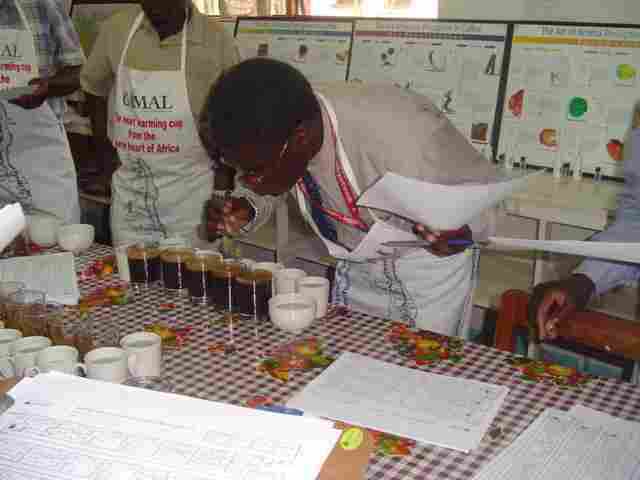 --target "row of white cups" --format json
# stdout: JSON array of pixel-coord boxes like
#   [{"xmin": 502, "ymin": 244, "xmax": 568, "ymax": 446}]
[{"xmin": 0, "ymin": 329, "xmax": 162, "ymax": 383}]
